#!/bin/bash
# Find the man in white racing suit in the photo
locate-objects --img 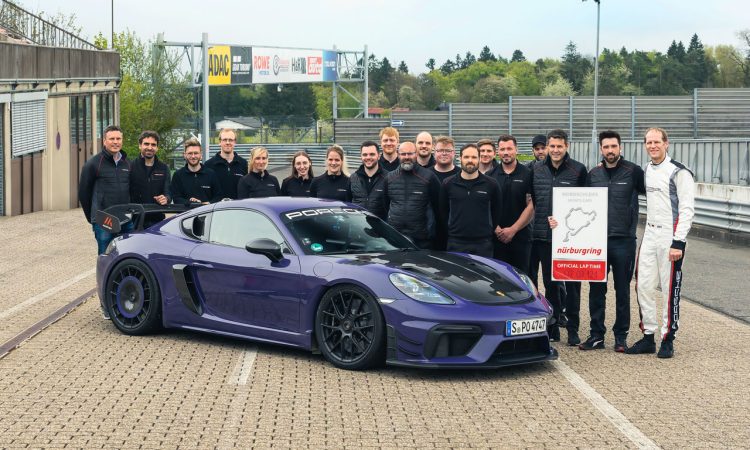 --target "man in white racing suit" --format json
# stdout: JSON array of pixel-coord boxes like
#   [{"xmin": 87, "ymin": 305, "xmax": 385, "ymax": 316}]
[{"xmin": 626, "ymin": 127, "xmax": 695, "ymax": 359}]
